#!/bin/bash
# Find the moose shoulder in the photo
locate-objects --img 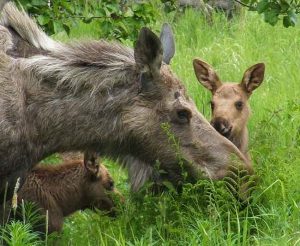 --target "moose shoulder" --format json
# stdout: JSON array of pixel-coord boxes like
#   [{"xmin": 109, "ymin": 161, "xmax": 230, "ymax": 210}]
[{"xmin": 0, "ymin": 3, "xmax": 250, "ymax": 202}]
